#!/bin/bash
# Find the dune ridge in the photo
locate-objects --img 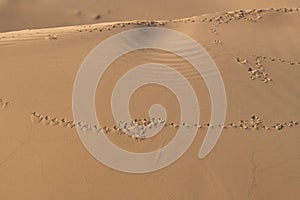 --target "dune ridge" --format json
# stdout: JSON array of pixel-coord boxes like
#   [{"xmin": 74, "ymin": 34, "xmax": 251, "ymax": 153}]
[
  {"xmin": 0, "ymin": 6, "xmax": 299, "ymax": 41},
  {"xmin": 1, "ymin": 0, "xmax": 299, "ymax": 32}
]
